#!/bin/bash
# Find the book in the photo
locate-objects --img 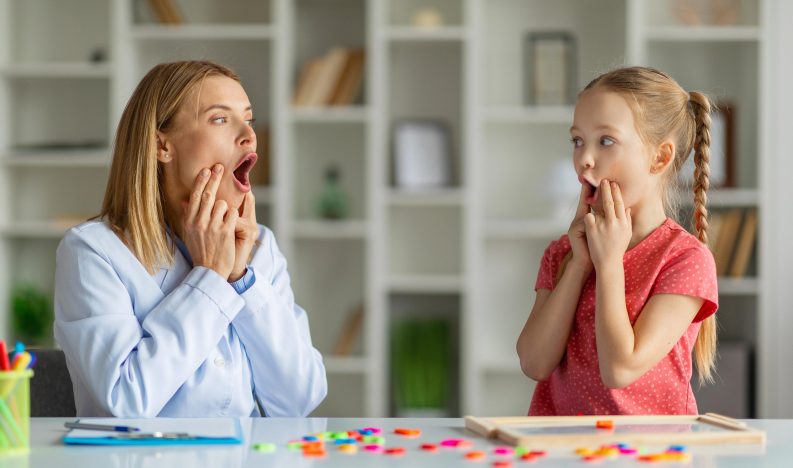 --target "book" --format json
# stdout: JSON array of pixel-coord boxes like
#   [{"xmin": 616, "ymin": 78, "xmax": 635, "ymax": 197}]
[
  {"xmin": 329, "ymin": 49, "xmax": 365, "ymax": 106},
  {"xmin": 331, "ymin": 303, "xmax": 364, "ymax": 356},
  {"xmin": 146, "ymin": 0, "xmax": 183, "ymax": 24},
  {"xmin": 706, "ymin": 212, "xmax": 723, "ymax": 253},
  {"xmin": 729, "ymin": 209, "xmax": 757, "ymax": 278},
  {"xmin": 292, "ymin": 58, "xmax": 326, "ymax": 107},
  {"xmin": 304, "ymin": 48, "xmax": 349, "ymax": 106},
  {"xmin": 713, "ymin": 209, "xmax": 743, "ymax": 276}
]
